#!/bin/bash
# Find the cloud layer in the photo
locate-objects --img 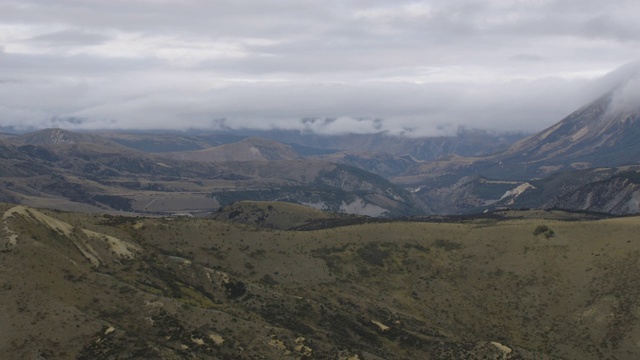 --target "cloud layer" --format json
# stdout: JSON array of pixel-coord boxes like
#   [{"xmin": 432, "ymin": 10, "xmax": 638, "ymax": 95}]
[{"xmin": 1, "ymin": 0, "xmax": 640, "ymax": 135}]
